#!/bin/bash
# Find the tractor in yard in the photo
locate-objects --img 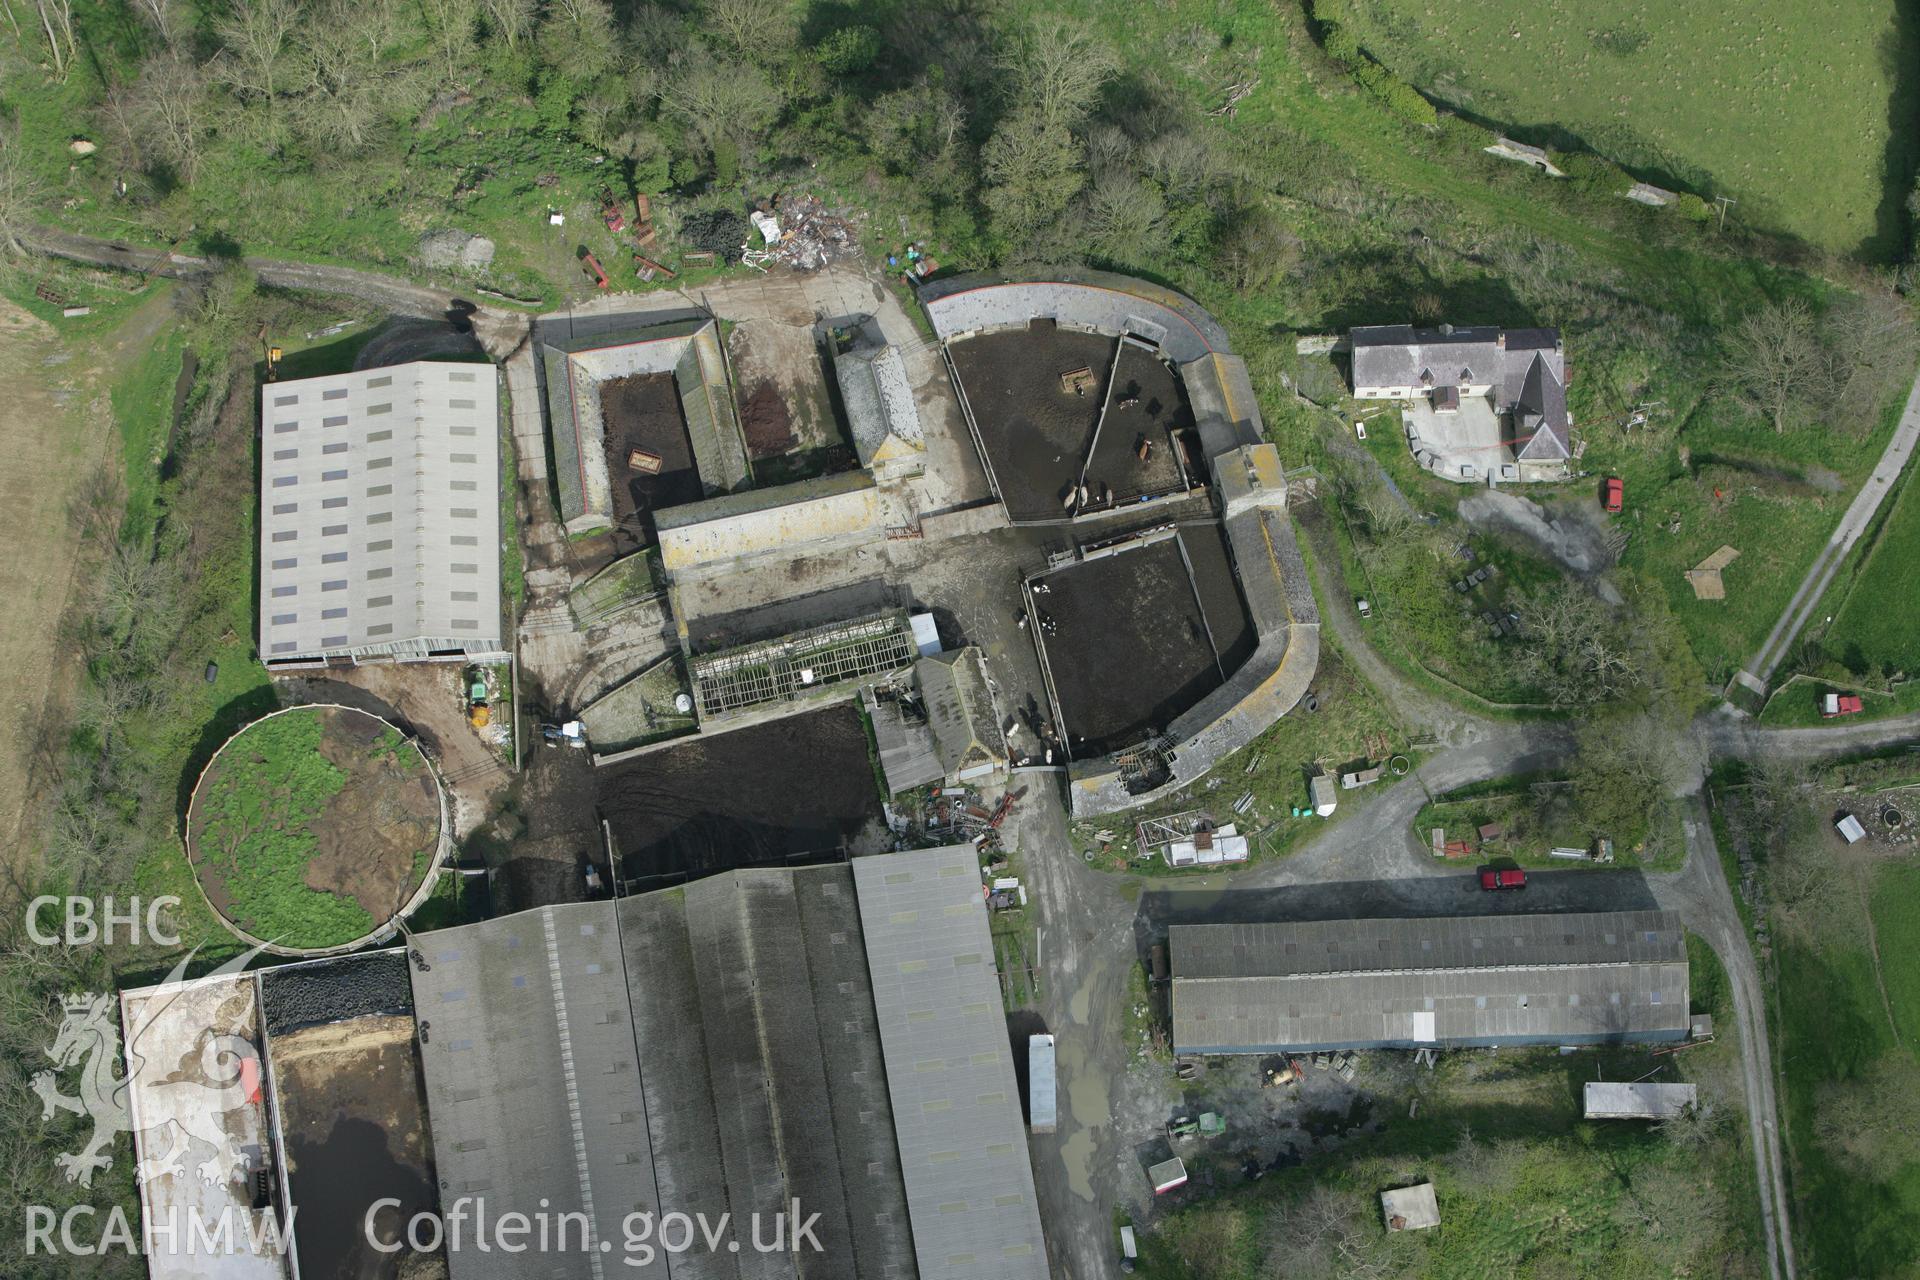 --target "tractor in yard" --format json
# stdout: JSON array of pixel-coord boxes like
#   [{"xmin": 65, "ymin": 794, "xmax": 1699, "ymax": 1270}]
[{"xmin": 464, "ymin": 669, "xmax": 490, "ymax": 729}]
